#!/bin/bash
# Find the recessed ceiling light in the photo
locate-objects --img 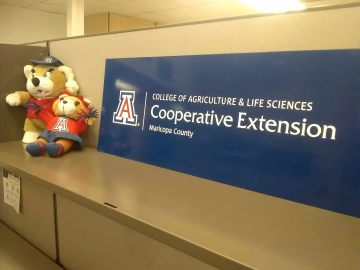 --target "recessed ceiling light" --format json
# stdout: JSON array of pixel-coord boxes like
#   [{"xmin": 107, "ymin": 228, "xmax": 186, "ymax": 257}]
[{"xmin": 236, "ymin": 0, "xmax": 306, "ymax": 13}]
